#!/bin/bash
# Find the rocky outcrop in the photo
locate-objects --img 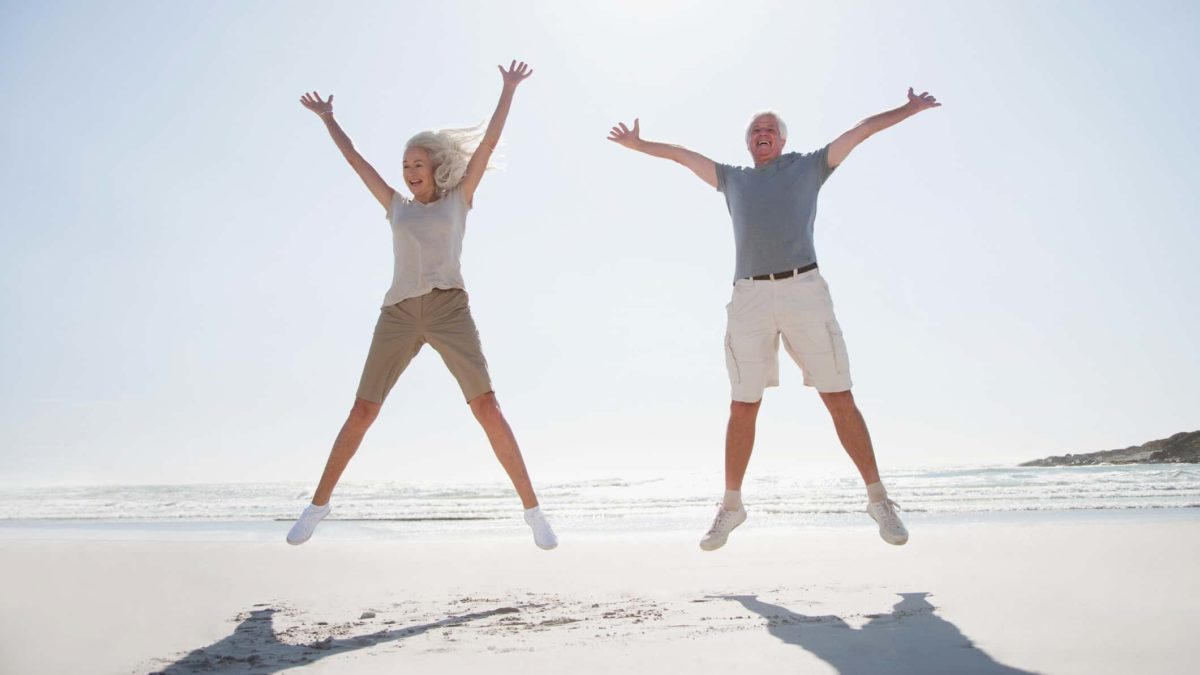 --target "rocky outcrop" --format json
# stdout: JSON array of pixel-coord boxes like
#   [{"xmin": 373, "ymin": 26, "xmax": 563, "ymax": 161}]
[{"xmin": 1020, "ymin": 431, "xmax": 1200, "ymax": 467}]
